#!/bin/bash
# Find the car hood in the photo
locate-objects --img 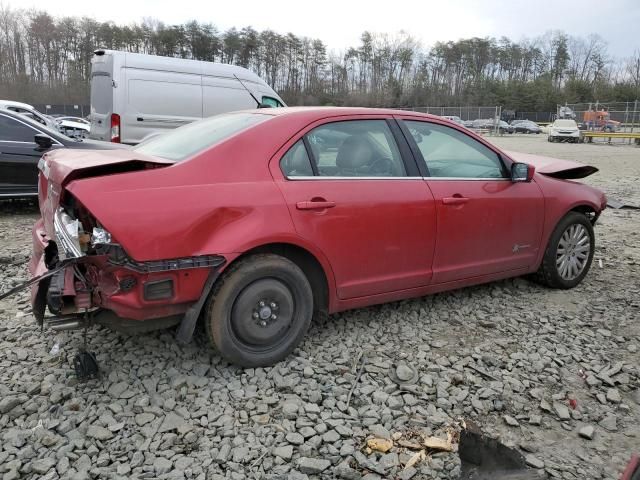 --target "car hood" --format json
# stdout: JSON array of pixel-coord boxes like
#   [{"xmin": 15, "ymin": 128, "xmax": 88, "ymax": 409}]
[
  {"xmin": 58, "ymin": 119, "xmax": 90, "ymax": 131},
  {"xmin": 504, "ymin": 151, "xmax": 598, "ymax": 179}
]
